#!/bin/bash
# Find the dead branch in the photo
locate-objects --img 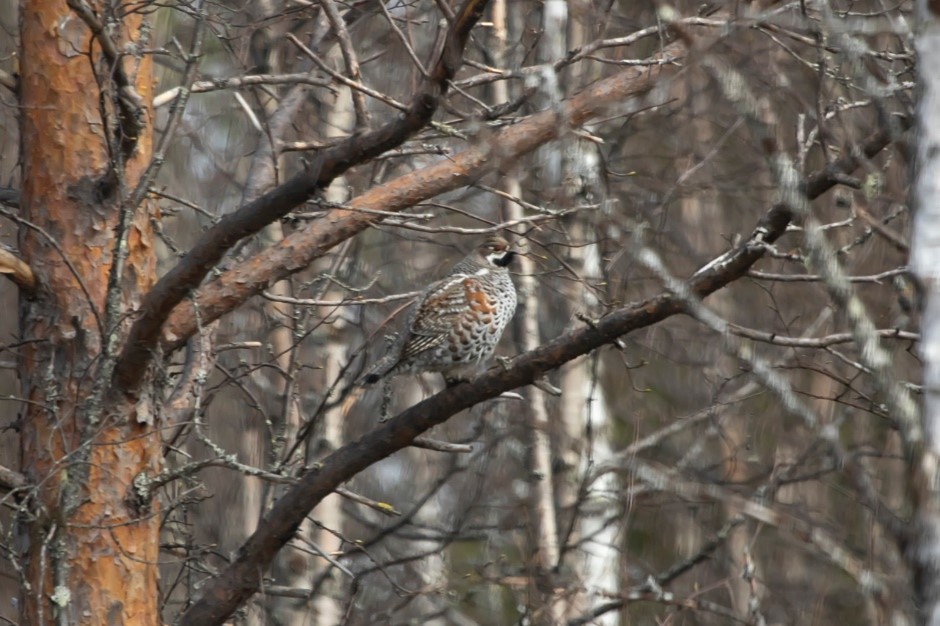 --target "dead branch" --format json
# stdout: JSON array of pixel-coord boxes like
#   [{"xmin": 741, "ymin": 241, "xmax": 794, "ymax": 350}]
[
  {"xmin": 174, "ymin": 114, "xmax": 905, "ymax": 624},
  {"xmin": 159, "ymin": 47, "xmax": 677, "ymax": 352},
  {"xmin": 110, "ymin": 0, "xmax": 491, "ymax": 400},
  {"xmin": 0, "ymin": 247, "xmax": 37, "ymax": 294}
]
